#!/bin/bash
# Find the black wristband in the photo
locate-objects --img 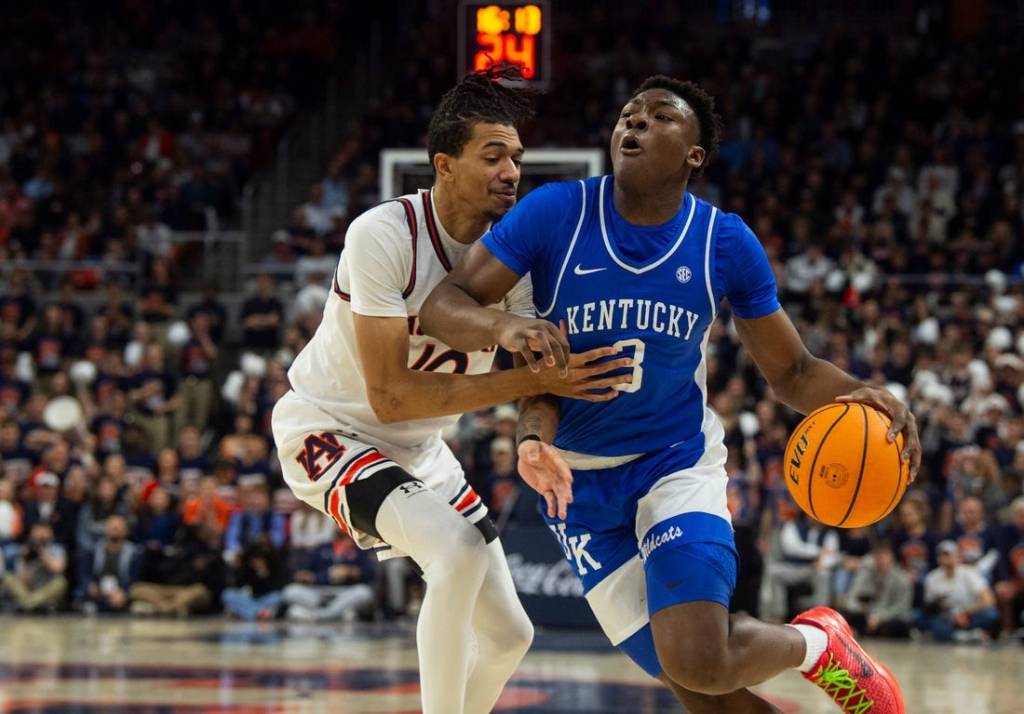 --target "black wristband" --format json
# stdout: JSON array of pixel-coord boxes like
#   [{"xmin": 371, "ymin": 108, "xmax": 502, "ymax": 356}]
[{"xmin": 517, "ymin": 434, "xmax": 542, "ymax": 447}]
